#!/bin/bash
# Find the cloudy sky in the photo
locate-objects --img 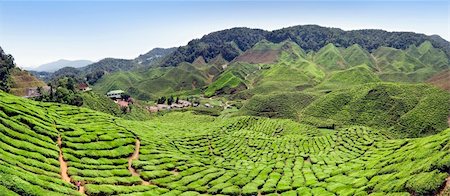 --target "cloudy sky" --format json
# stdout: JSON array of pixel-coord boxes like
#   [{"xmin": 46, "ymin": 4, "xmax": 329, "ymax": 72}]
[{"xmin": 0, "ymin": 0, "xmax": 448, "ymax": 67}]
